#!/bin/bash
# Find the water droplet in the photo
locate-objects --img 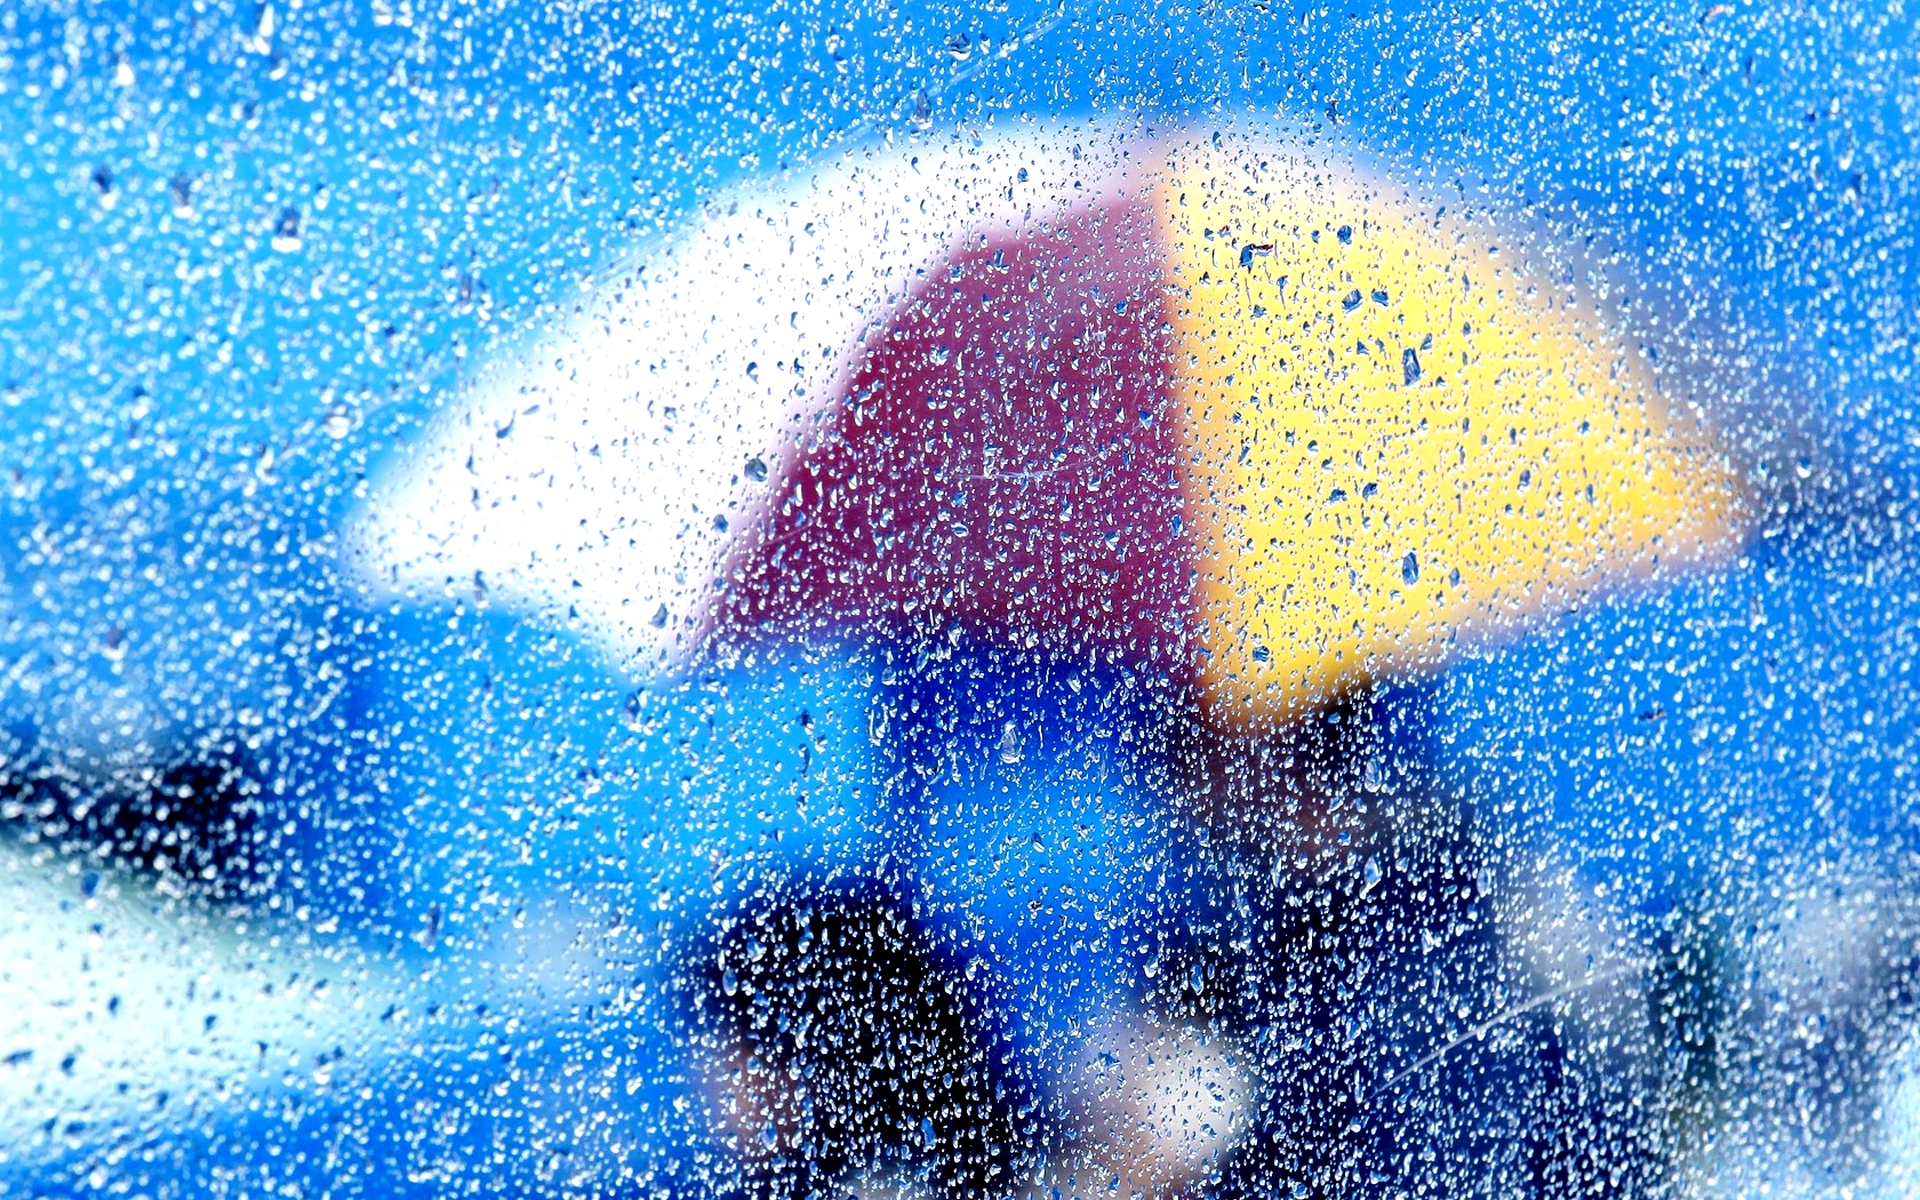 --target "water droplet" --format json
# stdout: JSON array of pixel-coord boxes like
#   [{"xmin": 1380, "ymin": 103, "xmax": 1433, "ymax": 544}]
[
  {"xmin": 323, "ymin": 404, "xmax": 352, "ymax": 440},
  {"xmin": 1336, "ymin": 225, "xmax": 1353, "ymax": 244},
  {"xmin": 1363, "ymin": 857, "xmax": 1383, "ymax": 893},
  {"xmin": 1341, "ymin": 289, "xmax": 1363, "ymax": 312},
  {"xmin": 1189, "ymin": 963, "xmax": 1206, "ymax": 994},
  {"xmin": 650, "ymin": 604, "xmax": 670, "ymax": 629},
  {"xmin": 1401, "ymin": 347, "xmax": 1422, "ymax": 385},
  {"xmin": 944, "ymin": 32, "xmax": 973, "ymax": 60},
  {"xmin": 722, "ymin": 967, "xmax": 739, "ymax": 997},
  {"xmin": 744, "ymin": 456, "xmax": 768, "ymax": 482},
  {"xmin": 622, "ymin": 691, "xmax": 649, "ymax": 731},
  {"xmin": 1402, "ymin": 551, "xmax": 1419, "ymax": 585},
  {"xmin": 270, "ymin": 208, "xmax": 302, "ymax": 253},
  {"xmin": 997, "ymin": 720, "xmax": 1024, "ymax": 765}
]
